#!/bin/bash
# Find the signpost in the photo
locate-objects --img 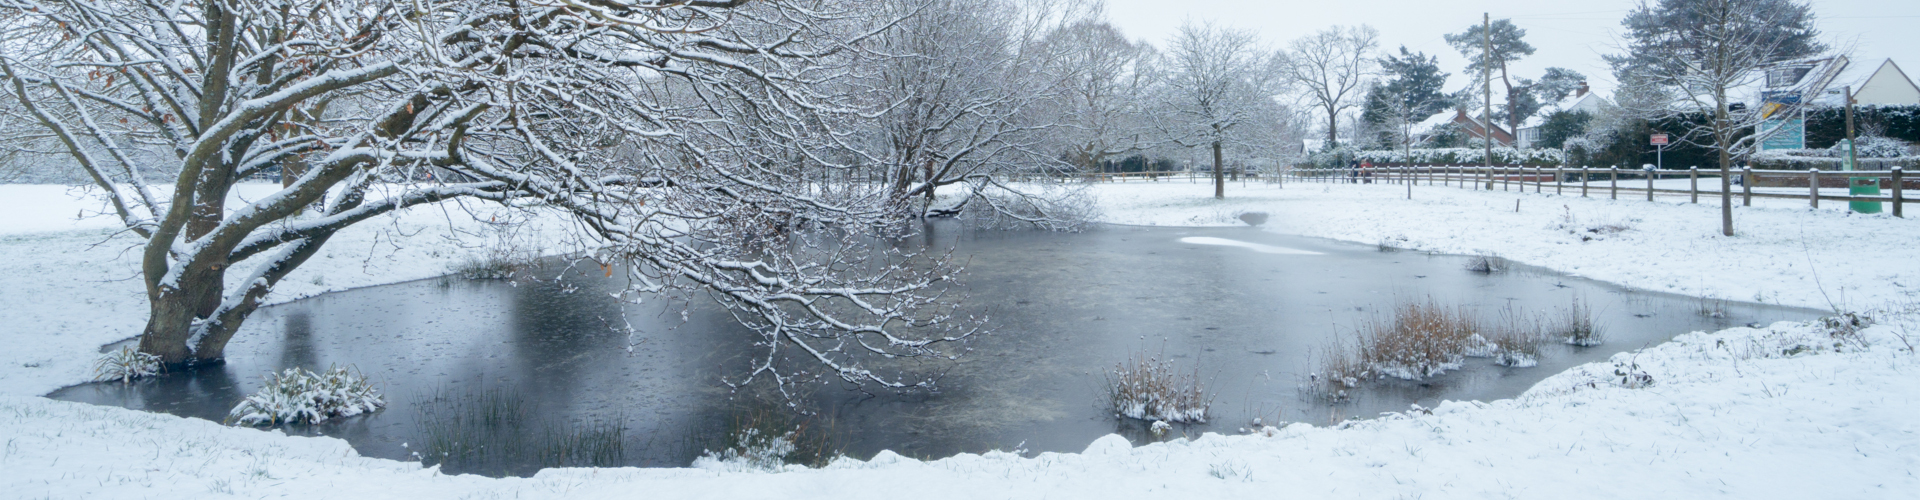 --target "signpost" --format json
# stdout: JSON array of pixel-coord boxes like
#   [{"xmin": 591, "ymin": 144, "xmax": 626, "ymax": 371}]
[{"xmin": 1651, "ymin": 134, "xmax": 1668, "ymax": 171}]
